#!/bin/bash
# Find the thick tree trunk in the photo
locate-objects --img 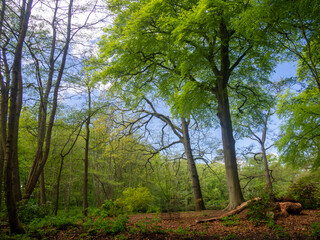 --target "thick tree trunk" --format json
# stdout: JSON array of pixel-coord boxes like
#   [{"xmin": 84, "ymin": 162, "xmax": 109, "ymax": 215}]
[
  {"xmin": 181, "ymin": 118, "xmax": 205, "ymax": 211},
  {"xmin": 213, "ymin": 21, "xmax": 244, "ymax": 210},
  {"xmin": 216, "ymin": 88, "xmax": 244, "ymax": 209}
]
